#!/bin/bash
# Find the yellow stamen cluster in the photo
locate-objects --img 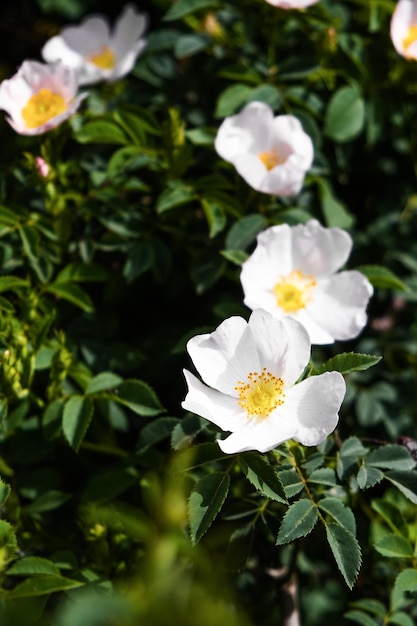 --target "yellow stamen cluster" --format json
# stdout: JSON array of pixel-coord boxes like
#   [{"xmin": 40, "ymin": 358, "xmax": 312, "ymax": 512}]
[
  {"xmin": 257, "ymin": 149, "xmax": 286, "ymax": 171},
  {"xmin": 87, "ymin": 46, "xmax": 116, "ymax": 69},
  {"xmin": 21, "ymin": 89, "xmax": 66, "ymax": 129},
  {"xmin": 274, "ymin": 269, "xmax": 316, "ymax": 313},
  {"xmin": 235, "ymin": 367, "xmax": 285, "ymax": 418},
  {"xmin": 403, "ymin": 24, "xmax": 417, "ymax": 51}
]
